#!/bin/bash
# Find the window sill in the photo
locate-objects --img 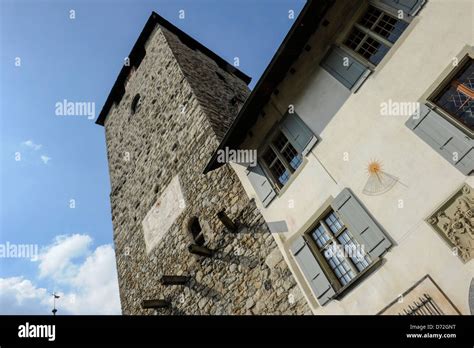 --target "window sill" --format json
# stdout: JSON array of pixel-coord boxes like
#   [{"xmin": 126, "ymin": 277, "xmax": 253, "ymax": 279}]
[{"xmin": 332, "ymin": 256, "xmax": 384, "ymax": 301}]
